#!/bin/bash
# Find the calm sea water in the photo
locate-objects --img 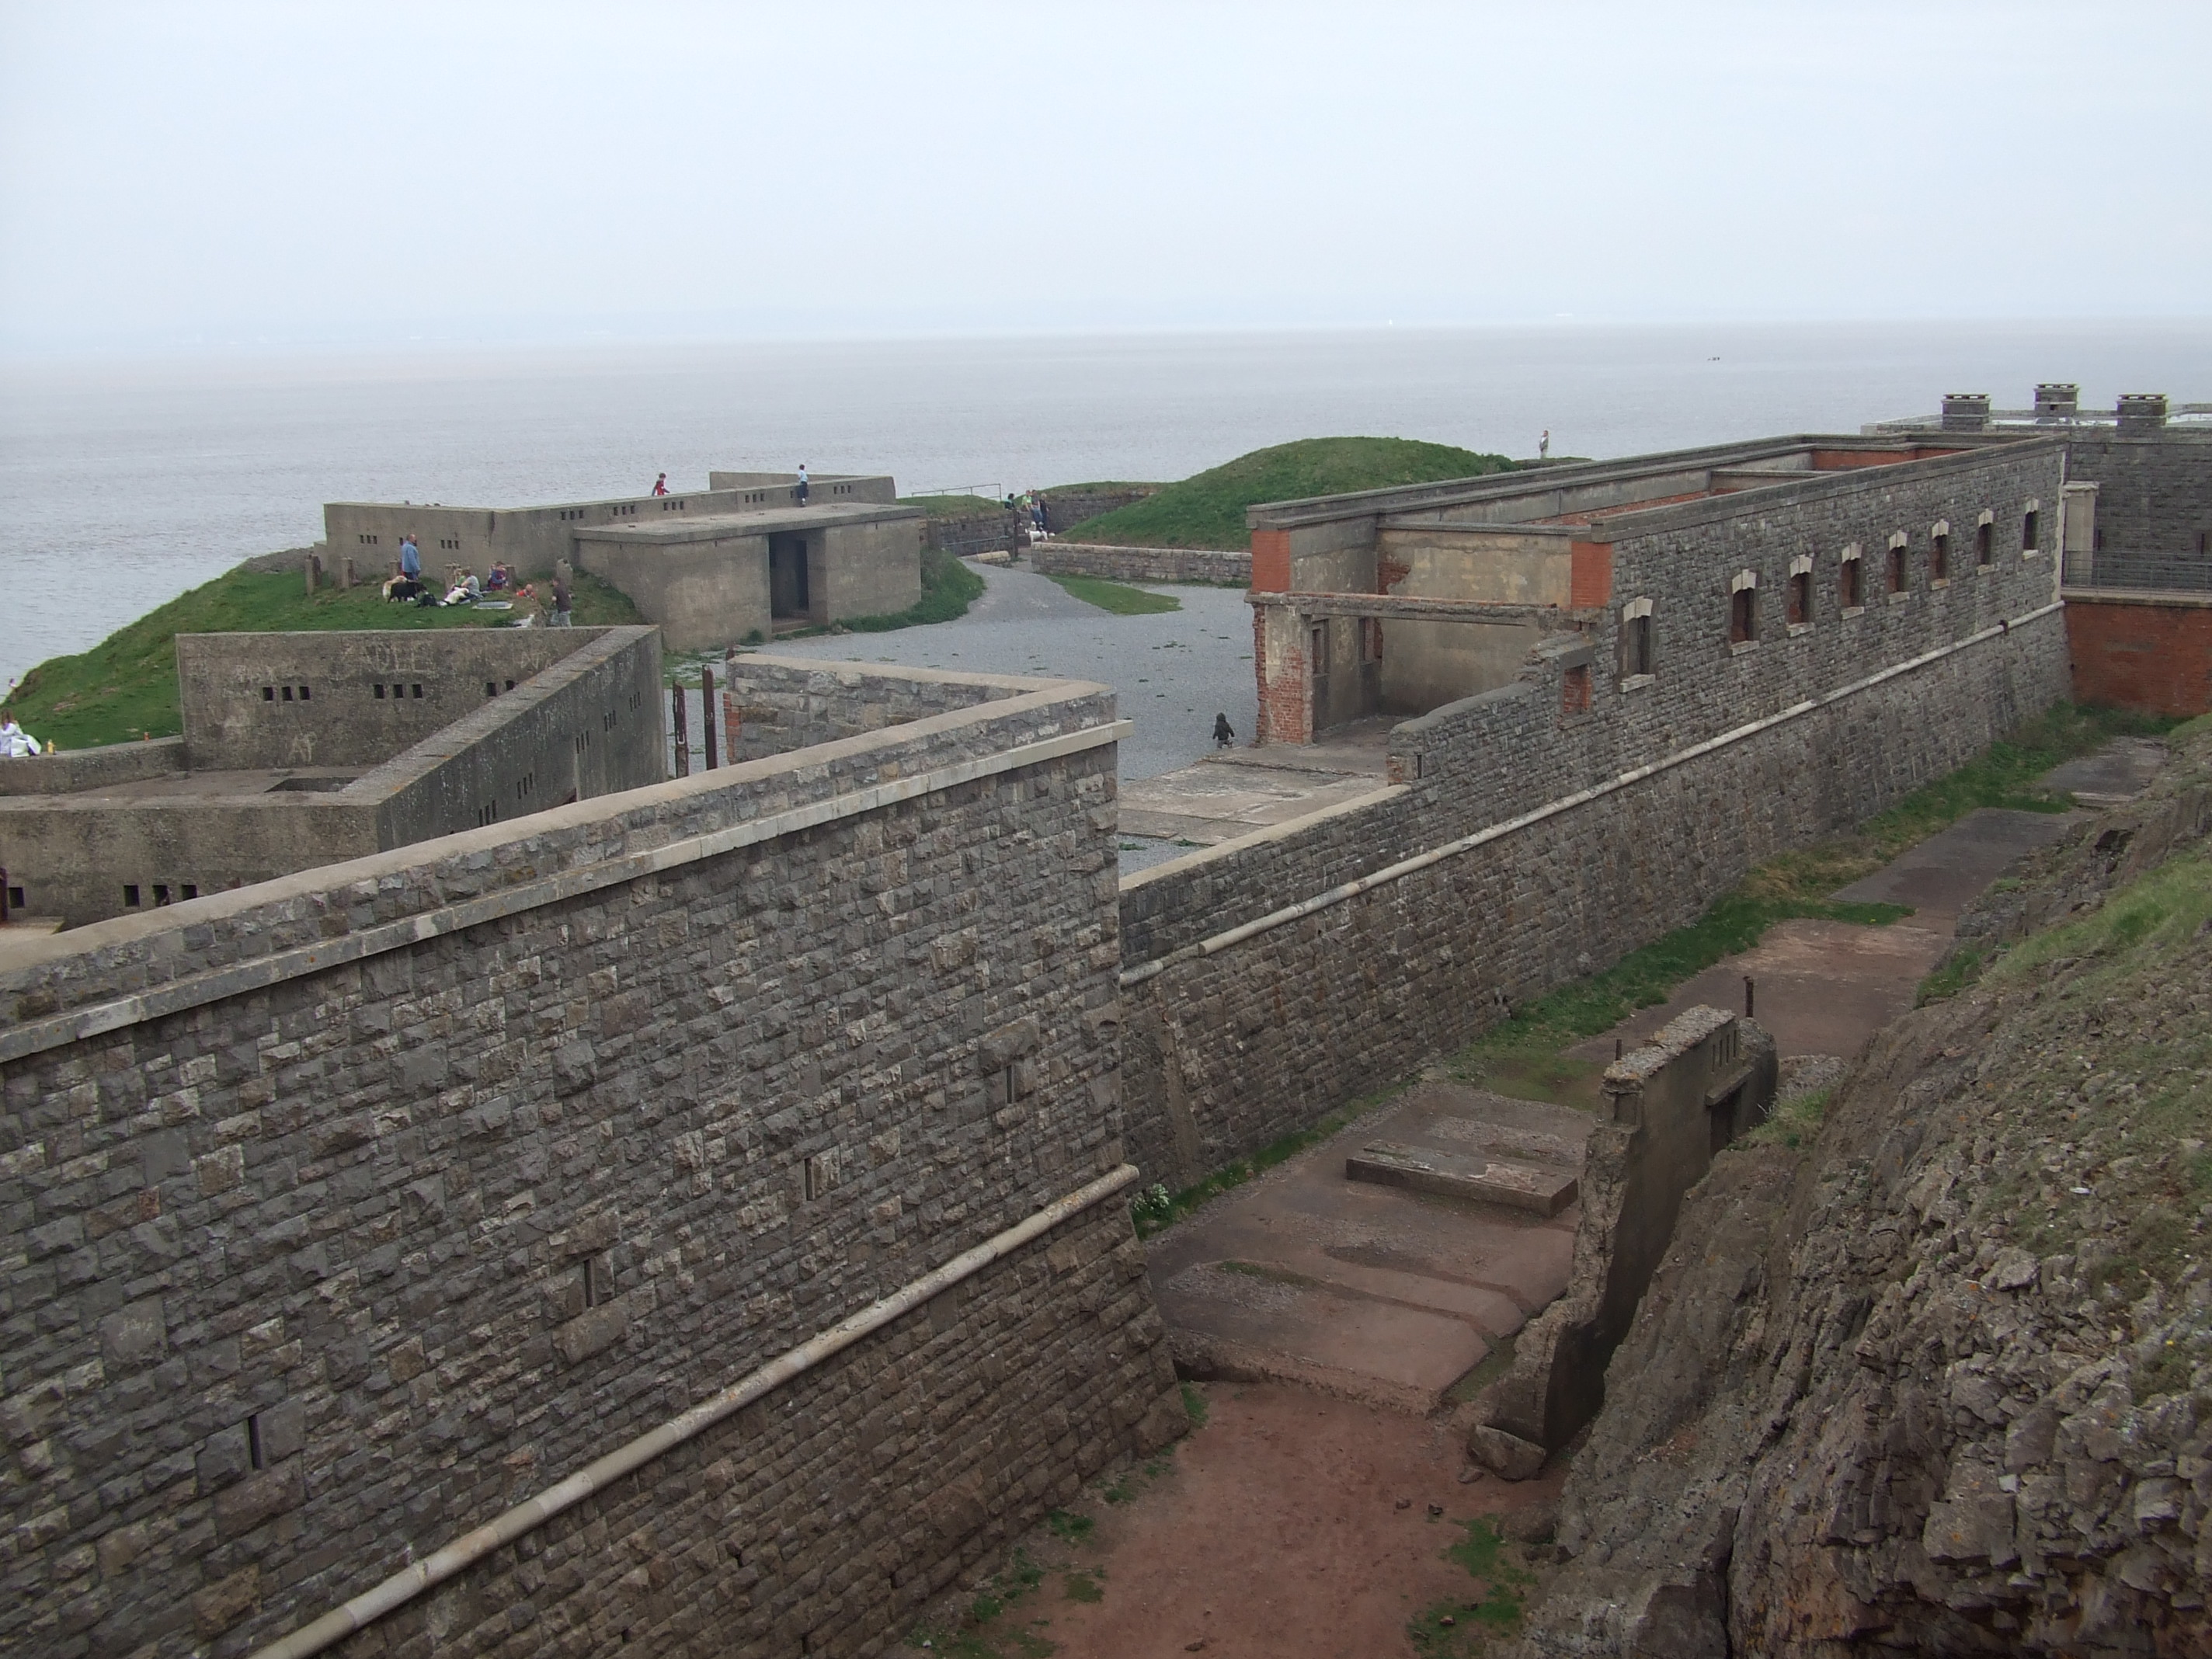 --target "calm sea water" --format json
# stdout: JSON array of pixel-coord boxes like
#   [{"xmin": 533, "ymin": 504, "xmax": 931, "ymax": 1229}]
[{"xmin": 3, "ymin": 319, "xmax": 2208, "ymax": 689}]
